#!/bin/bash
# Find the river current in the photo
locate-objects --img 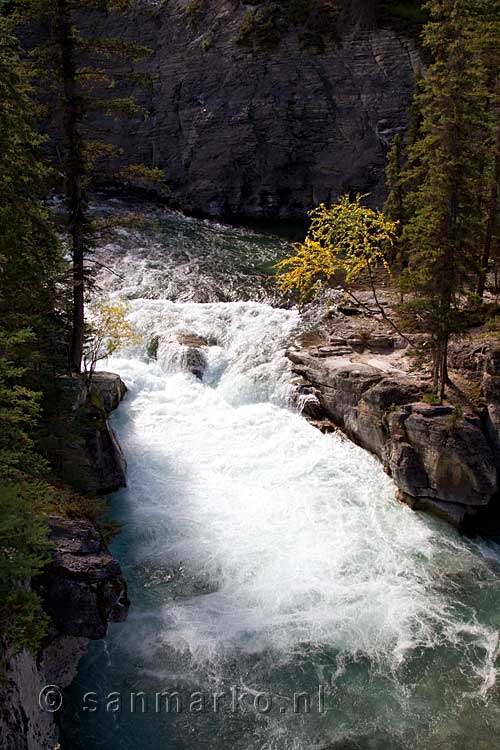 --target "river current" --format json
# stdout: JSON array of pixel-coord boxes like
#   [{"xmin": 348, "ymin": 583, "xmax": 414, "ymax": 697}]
[{"xmin": 61, "ymin": 202, "xmax": 500, "ymax": 750}]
